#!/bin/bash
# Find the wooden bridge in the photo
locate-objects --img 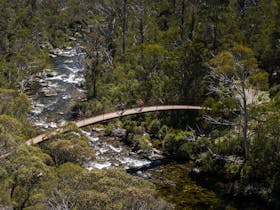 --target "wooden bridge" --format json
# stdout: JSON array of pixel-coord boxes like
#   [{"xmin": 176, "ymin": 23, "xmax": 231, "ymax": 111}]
[{"xmin": 26, "ymin": 105, "xmax": 207, "ymax": 145}]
